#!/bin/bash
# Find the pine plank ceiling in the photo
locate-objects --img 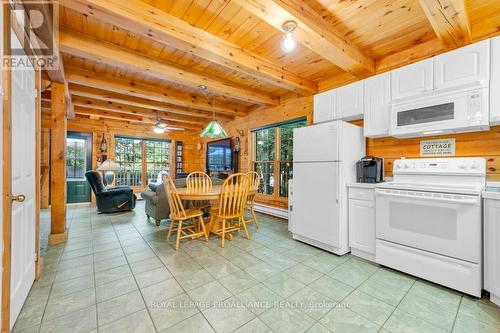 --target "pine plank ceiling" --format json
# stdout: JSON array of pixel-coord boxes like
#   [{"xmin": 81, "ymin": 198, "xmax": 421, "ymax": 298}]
[{"xmin": 53, "ymin": 0, "xmax": 500, "ymax": 130}]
